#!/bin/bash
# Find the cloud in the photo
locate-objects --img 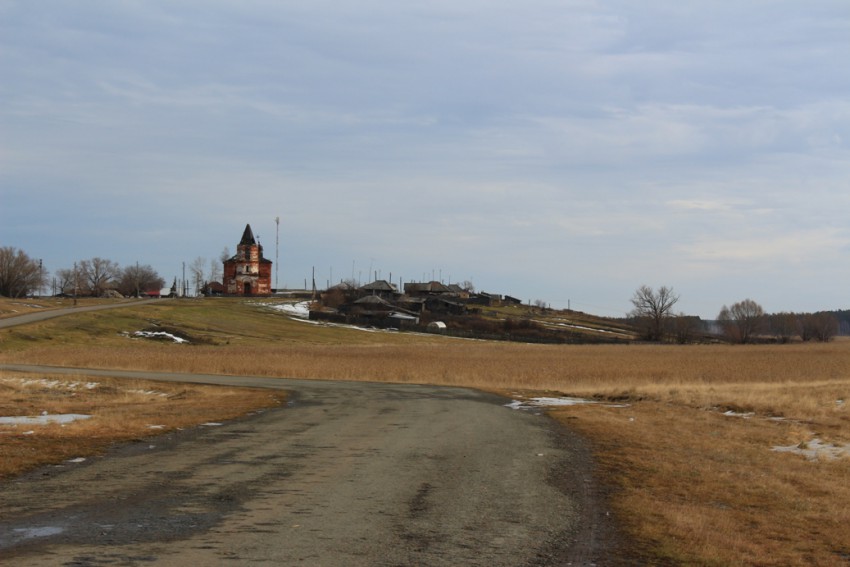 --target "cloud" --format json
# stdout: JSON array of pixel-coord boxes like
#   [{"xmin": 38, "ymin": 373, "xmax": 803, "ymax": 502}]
[
  {"xmin": 679, "ymin": 228, "xmax": 850, "ymax": 265},
  {"xmin": 2, "ymin": 1, "xmax": 850, "ymax": 318}
]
